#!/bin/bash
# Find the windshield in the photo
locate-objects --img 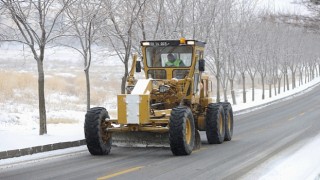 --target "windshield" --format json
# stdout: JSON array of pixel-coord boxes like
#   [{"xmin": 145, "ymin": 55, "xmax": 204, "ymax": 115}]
[{"xmin": 146, "ymin": 46, "xmax": 192, "ymax": 67}]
